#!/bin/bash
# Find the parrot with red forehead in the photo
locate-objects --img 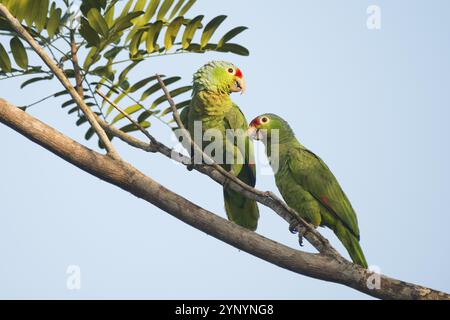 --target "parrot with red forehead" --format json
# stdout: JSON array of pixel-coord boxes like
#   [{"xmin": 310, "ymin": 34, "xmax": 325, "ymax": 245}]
[
  {"xmin": 248, "ymin": 113, "xmax": 368, "ymax": 267},
  {"xmin": 180, "ymin": 61, "xmax": 259, "ymax": 230}
]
